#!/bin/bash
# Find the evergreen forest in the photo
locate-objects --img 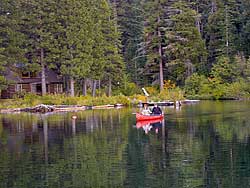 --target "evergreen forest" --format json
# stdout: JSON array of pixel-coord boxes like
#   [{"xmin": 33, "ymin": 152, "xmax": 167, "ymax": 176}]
[{"xmin": 1, "ymin": 0, "xmax": 250, "ymax": 100}]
